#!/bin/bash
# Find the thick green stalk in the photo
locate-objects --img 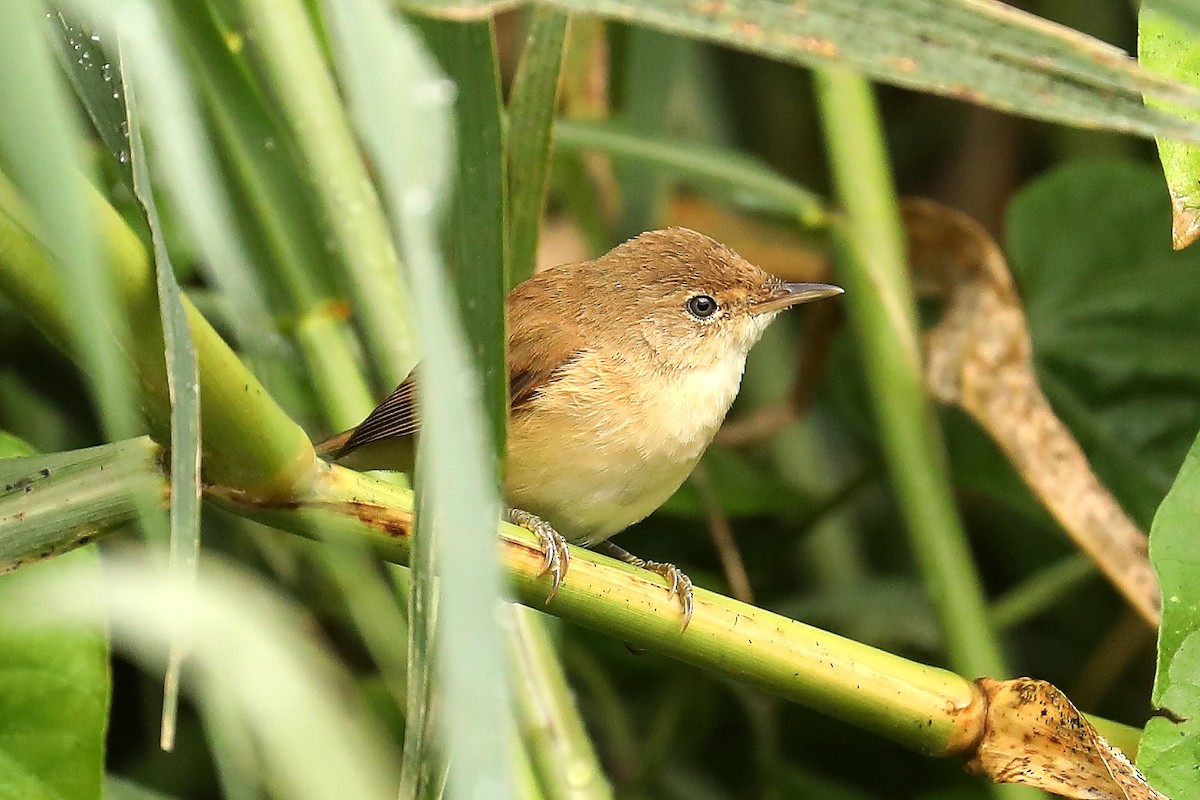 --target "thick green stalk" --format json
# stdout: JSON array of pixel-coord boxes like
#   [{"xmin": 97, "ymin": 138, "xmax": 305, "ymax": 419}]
[
  {"xmin": 234, "ymin": 0, "xmax": 418, "ymax": 388},
  {"xmin": 0, "ymin": 173, "xmax": 315, "ymax": 495},
  {"xmin": 15, "ymin": 457, "xmax": 984, "ymax": 758},
  {"xmin": 813, "ymin": 68, "xmax": 1005, "ymax": 680},
  {"xmin": 0, "ymin": 442, "xmax": 1145, "ymax": 764}
]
